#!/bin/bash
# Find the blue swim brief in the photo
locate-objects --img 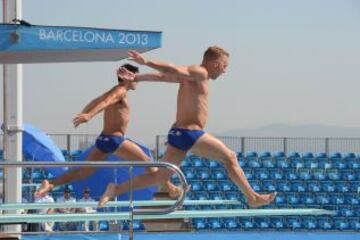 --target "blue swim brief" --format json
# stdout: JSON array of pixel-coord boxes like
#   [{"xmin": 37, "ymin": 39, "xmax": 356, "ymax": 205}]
[
  {"xmin": 95, "ymin": 134, "xmax": 125, "ymax": 153},
  {"xmin": 167, "ymin": 128, "xmax": 205, "ymax": 151}
]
